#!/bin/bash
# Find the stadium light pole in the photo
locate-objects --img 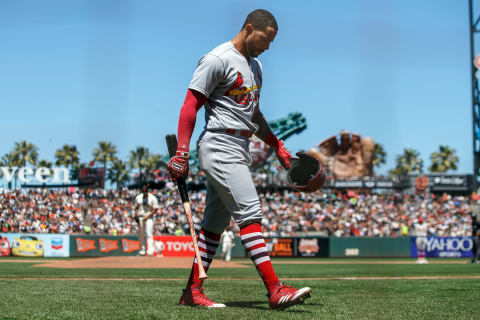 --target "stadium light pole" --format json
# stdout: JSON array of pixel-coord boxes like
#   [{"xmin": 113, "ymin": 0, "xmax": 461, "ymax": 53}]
[{"xmin": 470, "ymin": 0, "xmax": 480, "ymax": 190}]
